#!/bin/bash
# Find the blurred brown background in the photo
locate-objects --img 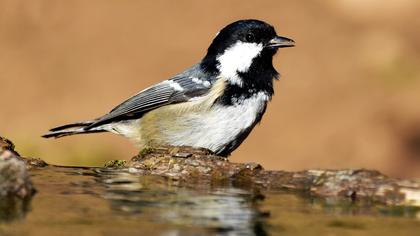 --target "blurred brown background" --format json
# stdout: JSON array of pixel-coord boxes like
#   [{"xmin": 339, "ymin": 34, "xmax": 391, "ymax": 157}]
[{"xmin": 1, "ymin": 0, "xmax": 420, "ymax": 177}]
